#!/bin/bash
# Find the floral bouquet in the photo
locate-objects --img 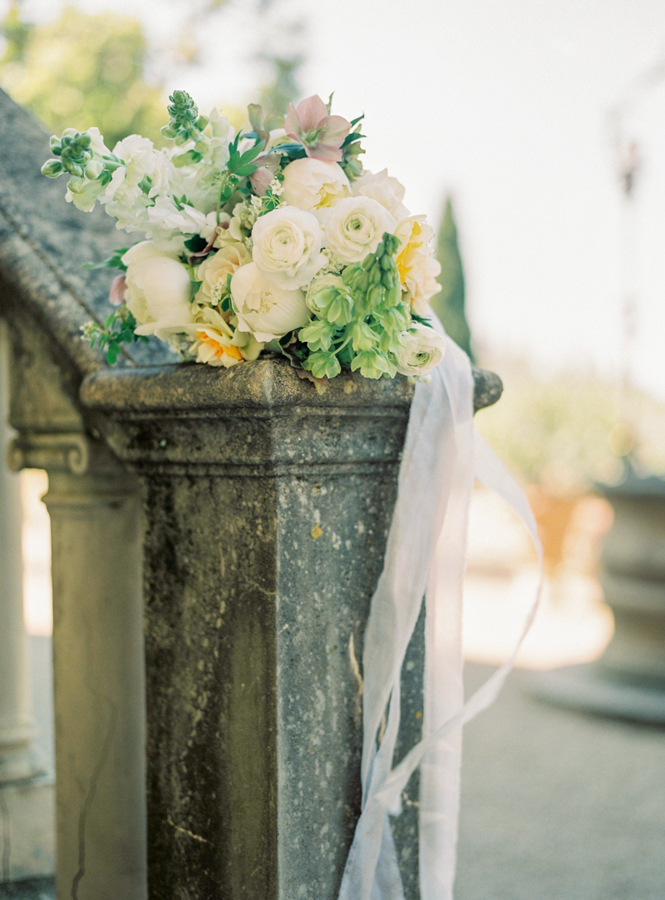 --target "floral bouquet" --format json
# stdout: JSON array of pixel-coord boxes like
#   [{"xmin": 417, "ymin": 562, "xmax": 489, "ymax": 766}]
[{"xmin": 42, "ymin": 91, "xmax": 445, "ymax": 382}]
